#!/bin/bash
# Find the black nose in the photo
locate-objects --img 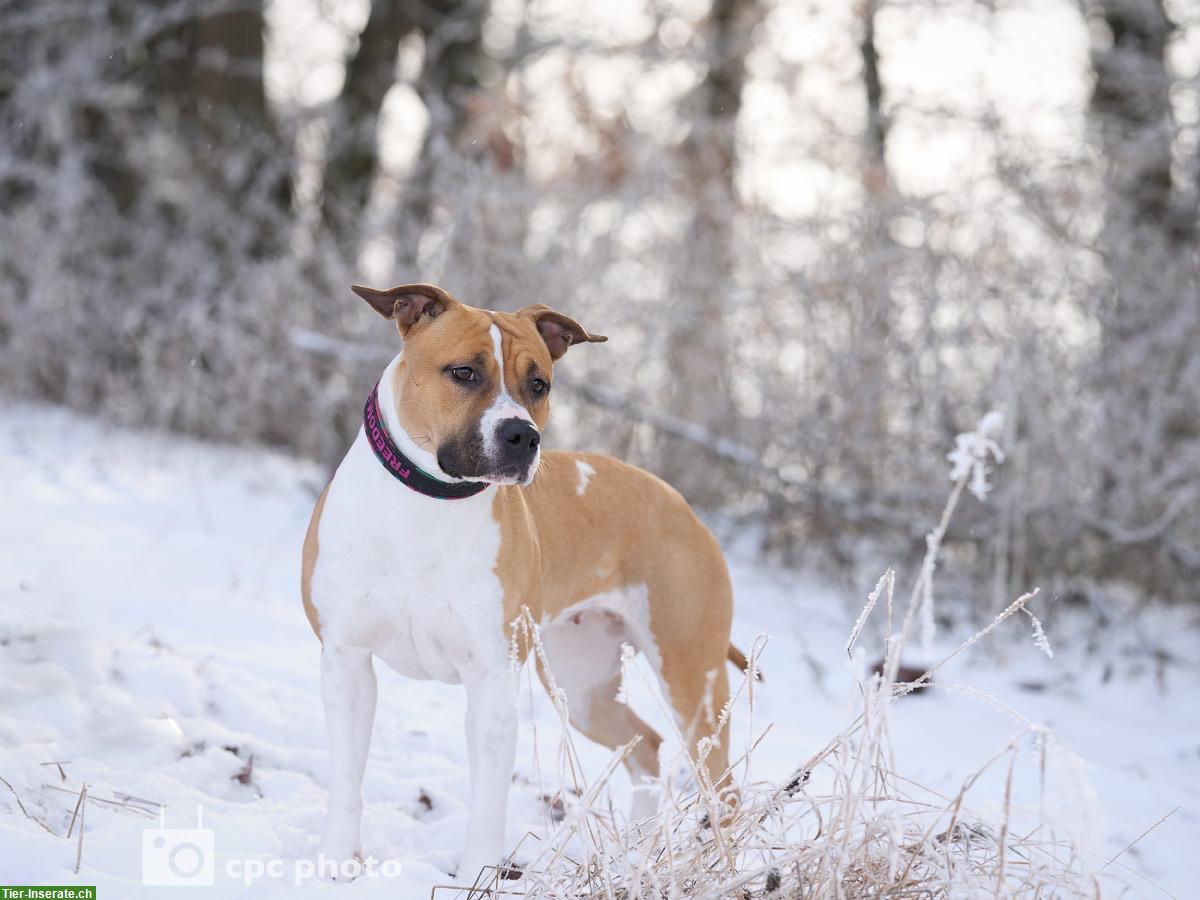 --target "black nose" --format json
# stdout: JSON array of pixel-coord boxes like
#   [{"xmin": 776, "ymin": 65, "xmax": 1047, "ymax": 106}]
[{"xmin": 498, "ymin": 418, "xmax": 540, "ymax": 454}]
